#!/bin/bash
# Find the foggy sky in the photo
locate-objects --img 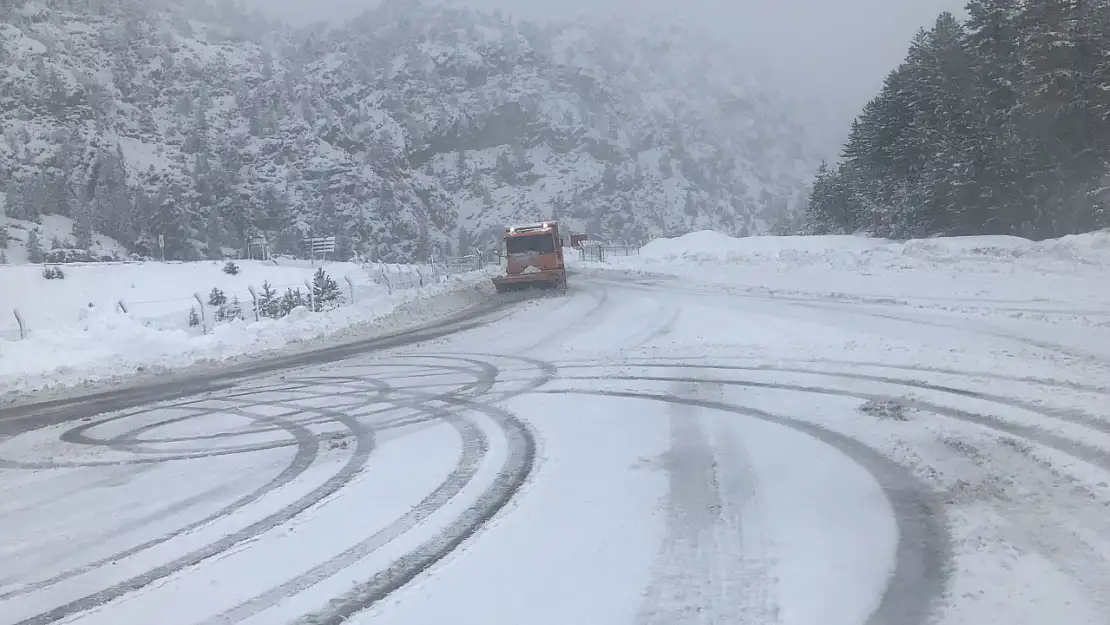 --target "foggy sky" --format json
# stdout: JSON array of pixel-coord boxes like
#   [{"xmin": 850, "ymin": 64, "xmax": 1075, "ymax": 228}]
[{"xmin": 244, "ymin": 0, "xmax": 966, "ymax": 135}]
